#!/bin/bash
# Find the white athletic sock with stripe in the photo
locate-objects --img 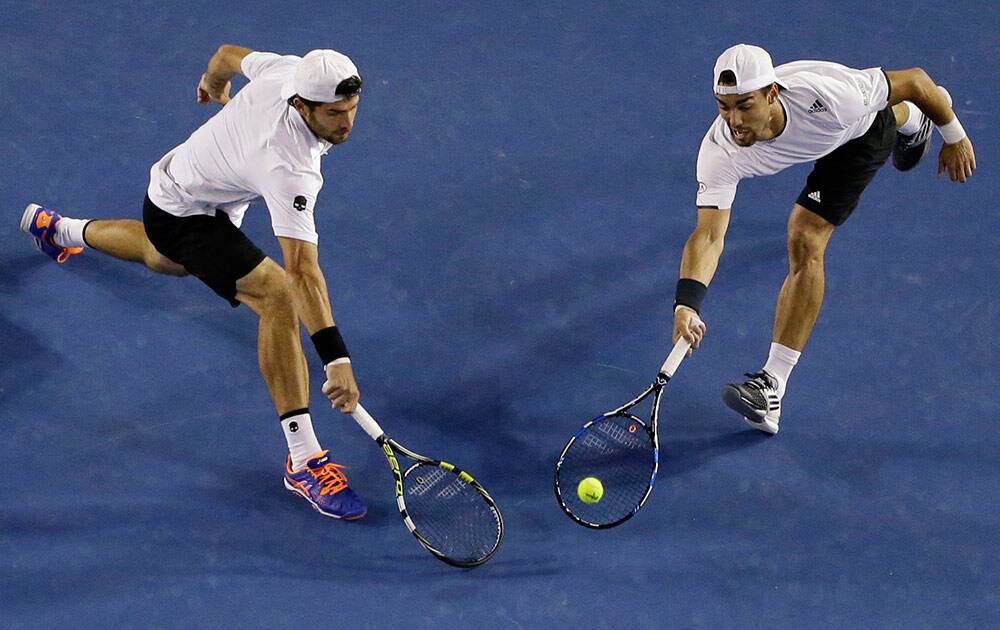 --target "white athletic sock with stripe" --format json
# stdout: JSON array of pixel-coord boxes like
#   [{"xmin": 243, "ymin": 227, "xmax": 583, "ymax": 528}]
[
  {"xmin": 763, "ymin": 342, "xmax": 800, "ymax": 399},
  {"xmin": 280, "ymin": 411, "xmax": 323, "ymax": 471},
  {"xmin": 897, "ymin": 101, "xmax": 922, "ymax": 135},
  {"xmin": 53, "ymin": 217, "xmax": 92, "ymax": 248},
  {"xmin": 897, "ymin": 87, "xmax": 953, "ymax": 136}
]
